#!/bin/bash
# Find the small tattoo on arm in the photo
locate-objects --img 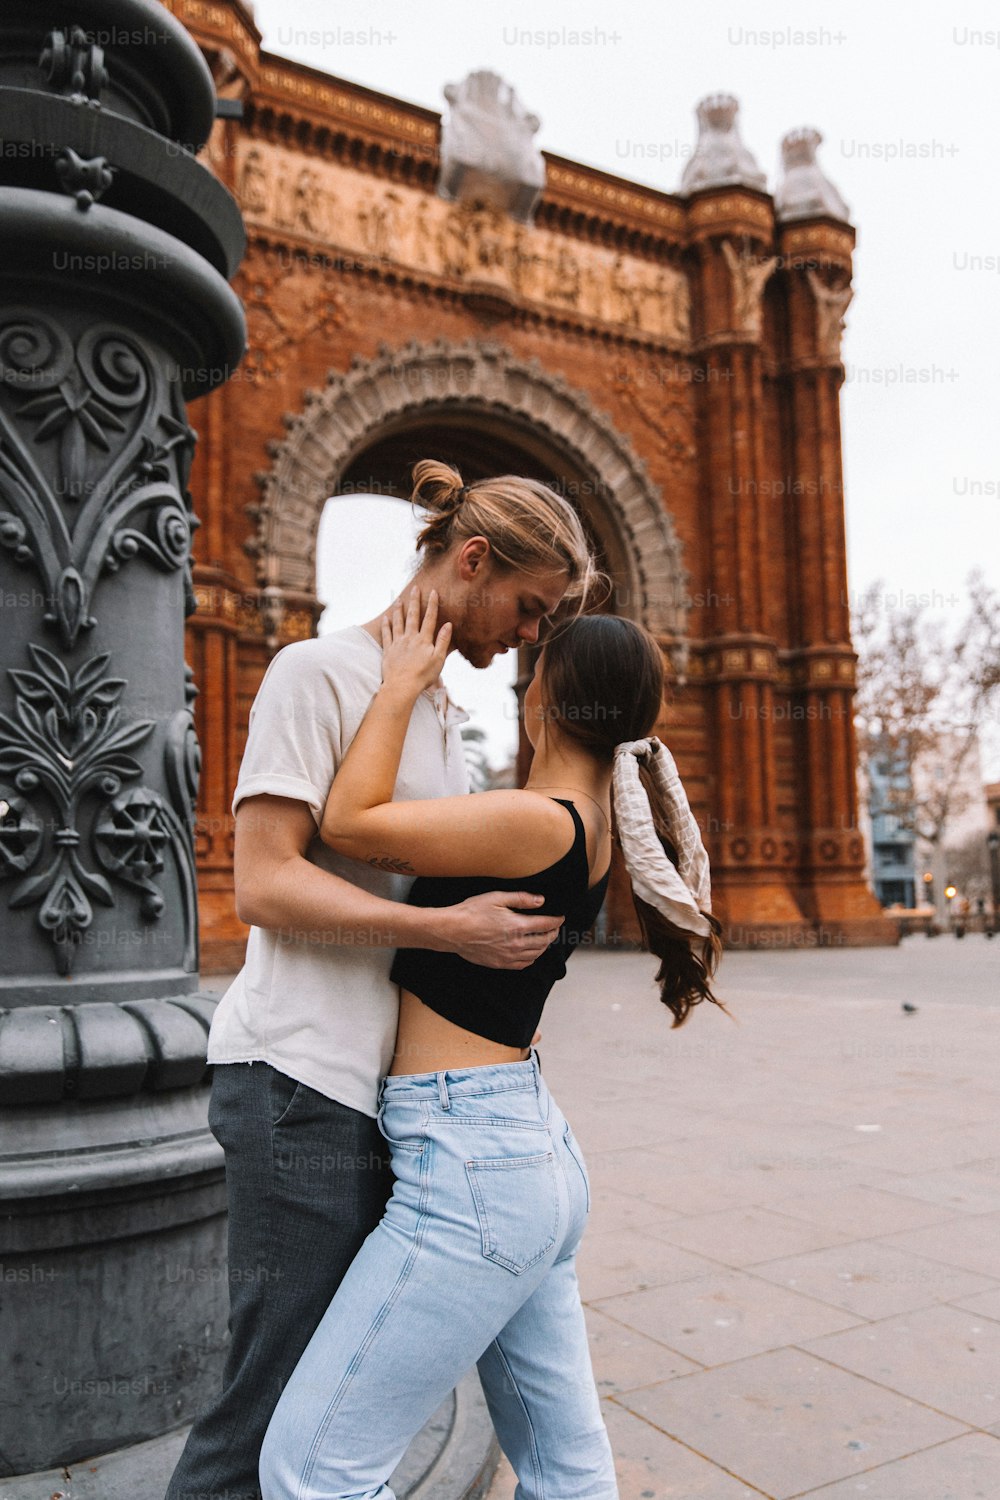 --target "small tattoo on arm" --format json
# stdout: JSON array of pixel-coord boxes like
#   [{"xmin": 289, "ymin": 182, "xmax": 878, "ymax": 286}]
[{"xmin": 366, "ymin": 854, "xmax": 416, "ymax": 874}]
